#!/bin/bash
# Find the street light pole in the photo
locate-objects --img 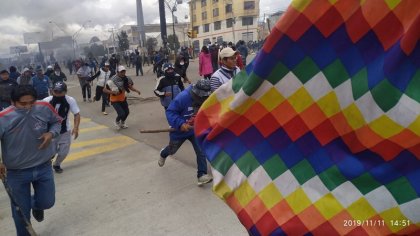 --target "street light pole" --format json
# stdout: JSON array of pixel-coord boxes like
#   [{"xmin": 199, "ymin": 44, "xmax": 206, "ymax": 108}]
[{"xmin": 72, "ymin": 20, "xmax": 91, "ymax": 59}]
